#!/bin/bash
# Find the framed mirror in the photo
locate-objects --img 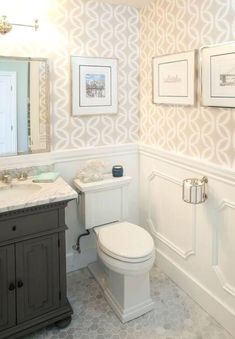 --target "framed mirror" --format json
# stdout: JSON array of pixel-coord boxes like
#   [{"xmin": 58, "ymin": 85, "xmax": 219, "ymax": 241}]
[{"xmin": 0, "ymin": 56, "xmax": 50, "ymax": 157}]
